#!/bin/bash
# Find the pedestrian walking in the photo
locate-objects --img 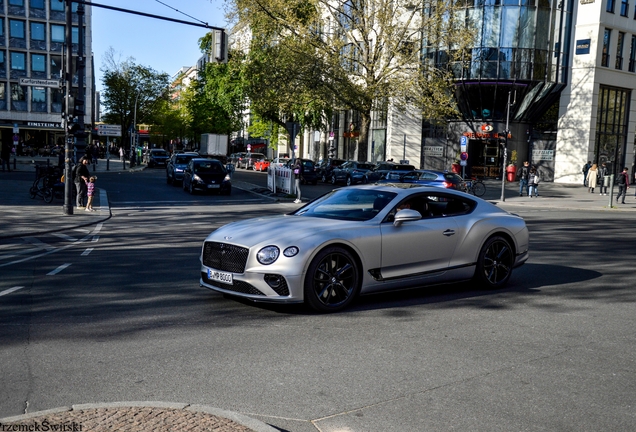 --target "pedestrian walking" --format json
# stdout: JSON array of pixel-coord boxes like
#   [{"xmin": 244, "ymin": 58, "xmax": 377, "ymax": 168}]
[
  {"xmin": 85, "ymin": 176, "xmax": 97, "ymax": 212},
  {"xmin": 293, "ymin": 158, "xmax": 302, "ymax": 203},
  {"xmin": 586, "ymin": 163, "xmax": 599, "ymax": 193},
  {"xmin": 528, "ymin": 167, "xmax": 540, "ymax": 197},
  {"xmin": 598, "ymin": 162, "xmax": 609, "ymax": 195},
  {"xmin": 516, "ymin": 161, "xmax": 530, "ymax": 196},
  {"xmin": 119, "ymin": 147, "xmax": 124, "ymax": 162},
  {"xmin": 74, "ymin": 157, "xmax": 90, "ymax": 209},
  {"xmin": 582, "ymin": 160, "xmax": 591, "ymax": 186},
  {"xmin": 616, "ymin": 167, "xmax": 630, "ymax": 204}
]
